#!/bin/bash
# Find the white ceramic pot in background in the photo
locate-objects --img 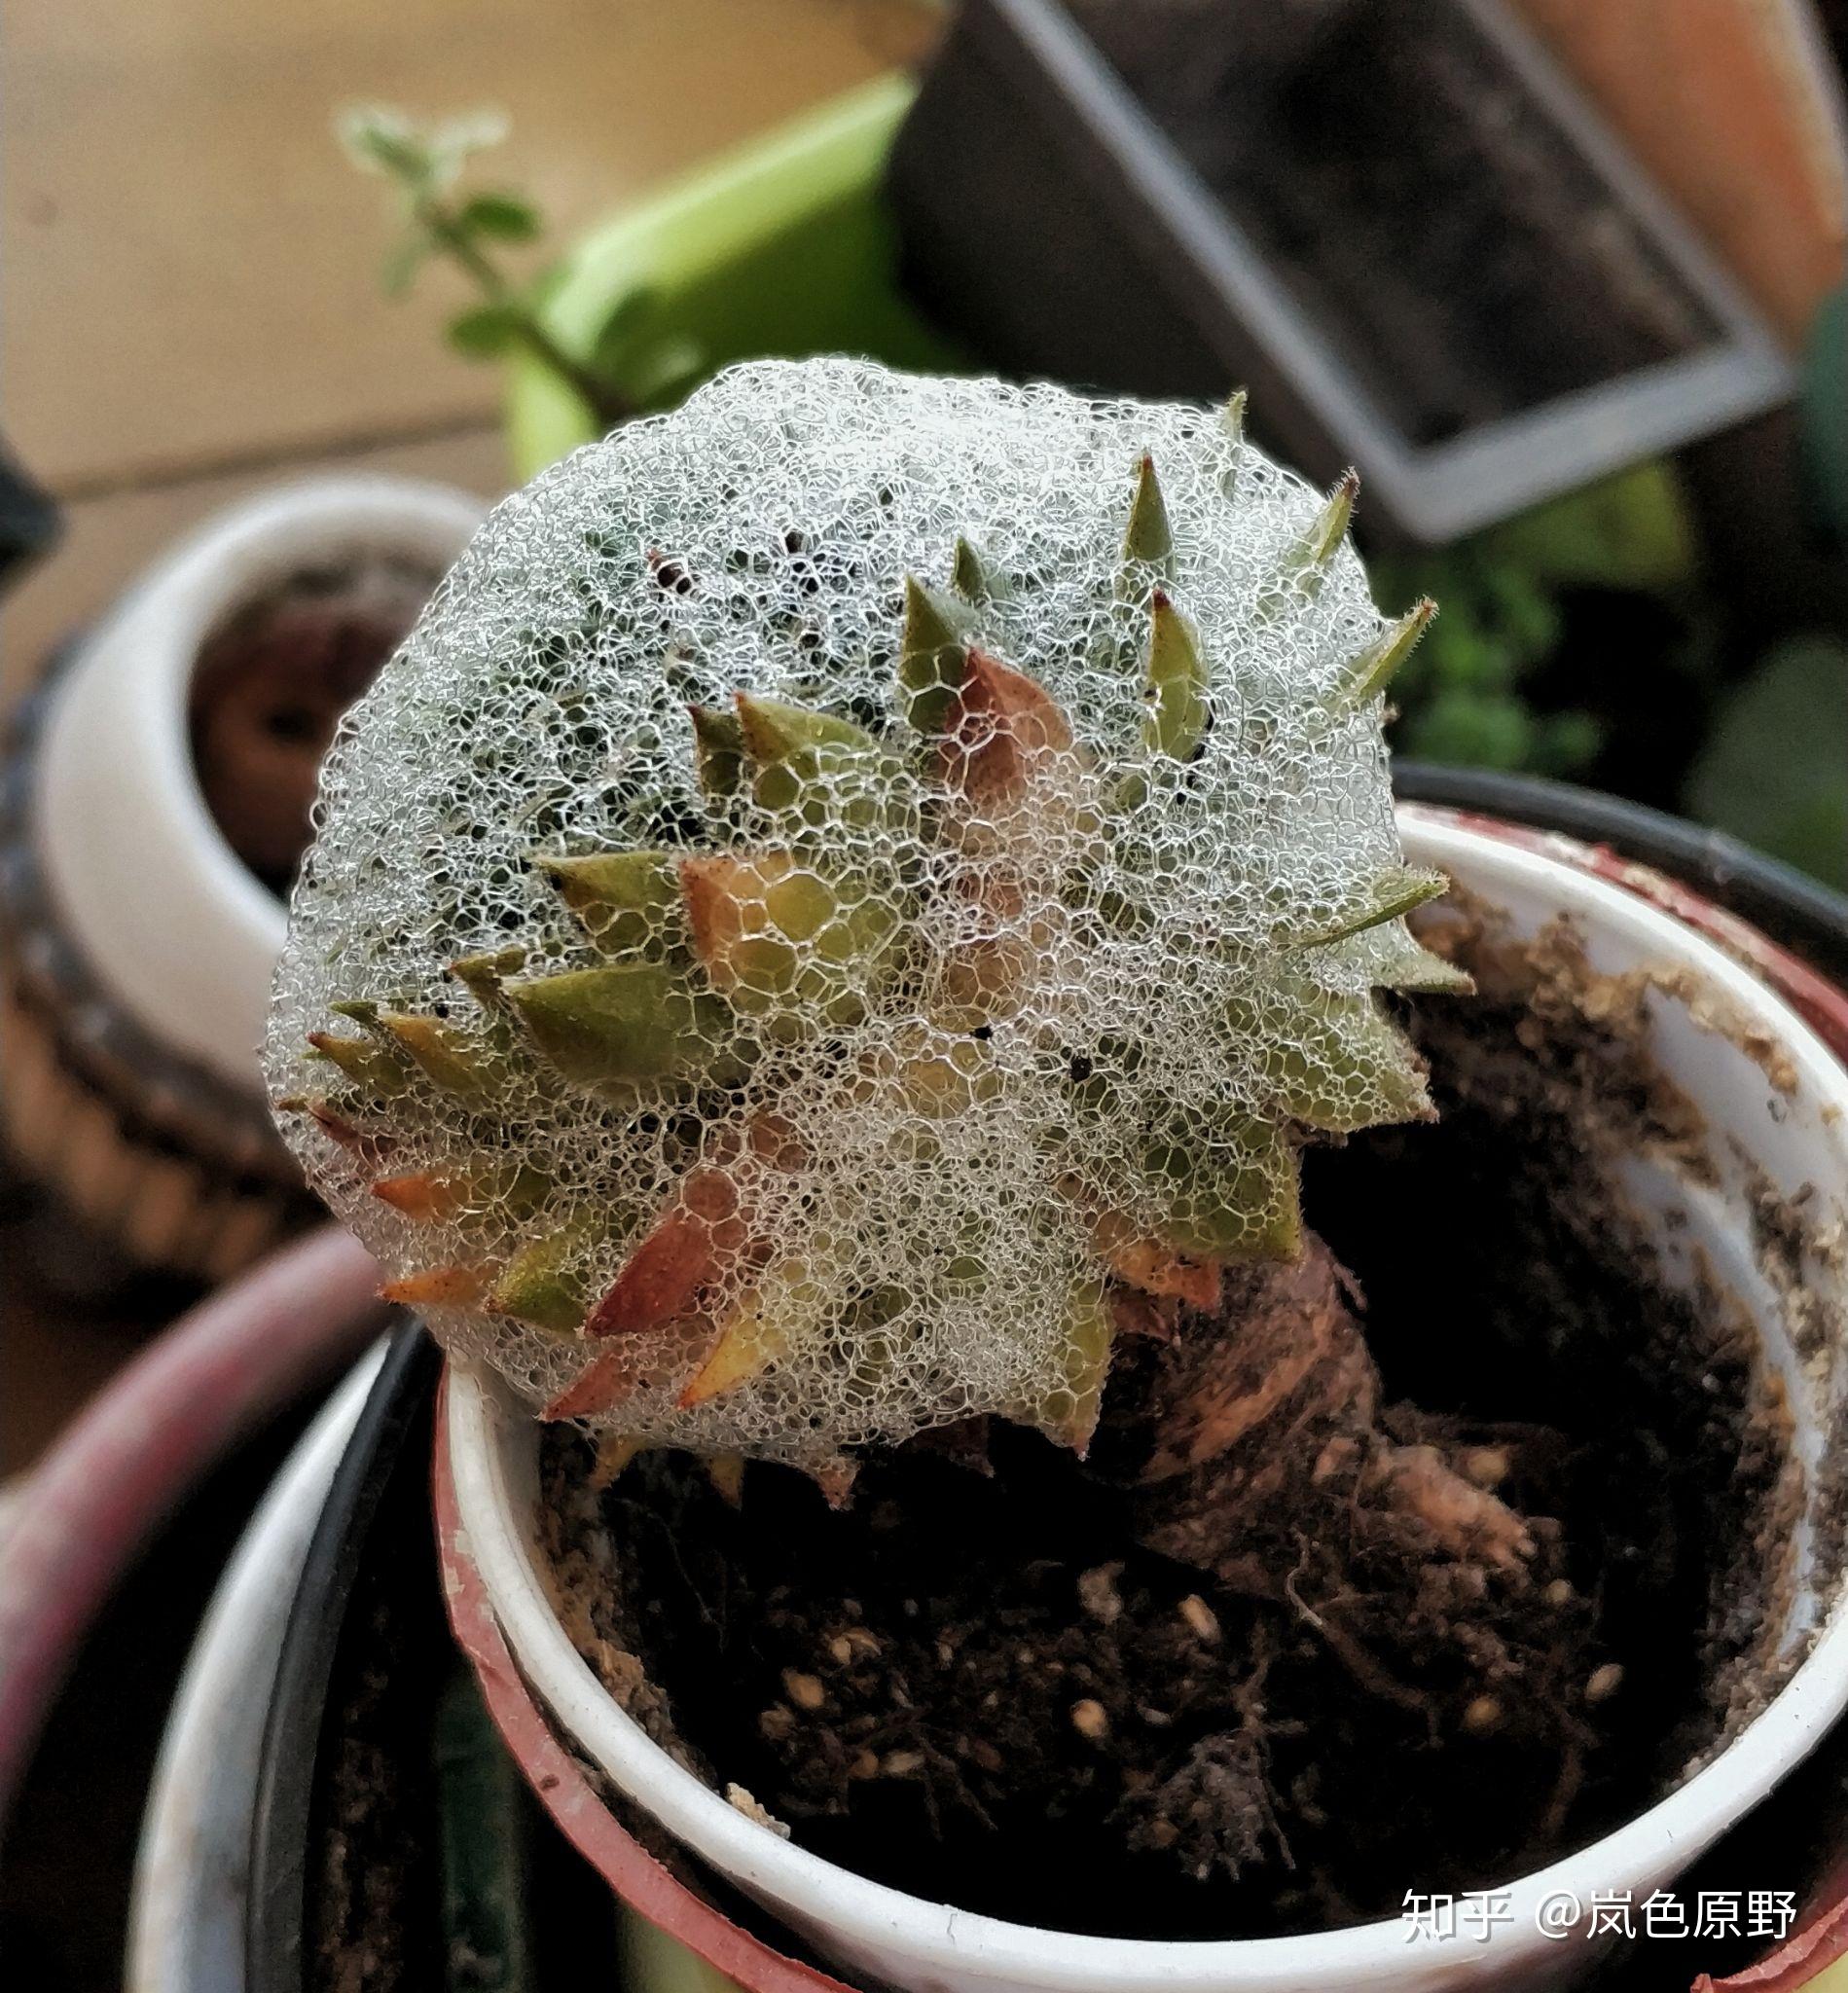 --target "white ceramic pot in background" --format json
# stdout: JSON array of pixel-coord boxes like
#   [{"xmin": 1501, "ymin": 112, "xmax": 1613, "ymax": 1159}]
[
  {"xmin": 35, "ymin": 477, "xmax": 483, "ymax": 1093},
  {"xmin": 445, "ymin": 811, "xmax": 1848, "ymax": 1993},
  {"xmin": 0, "ymin": 477, "xmax": 484, "ymax": 1279}
]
